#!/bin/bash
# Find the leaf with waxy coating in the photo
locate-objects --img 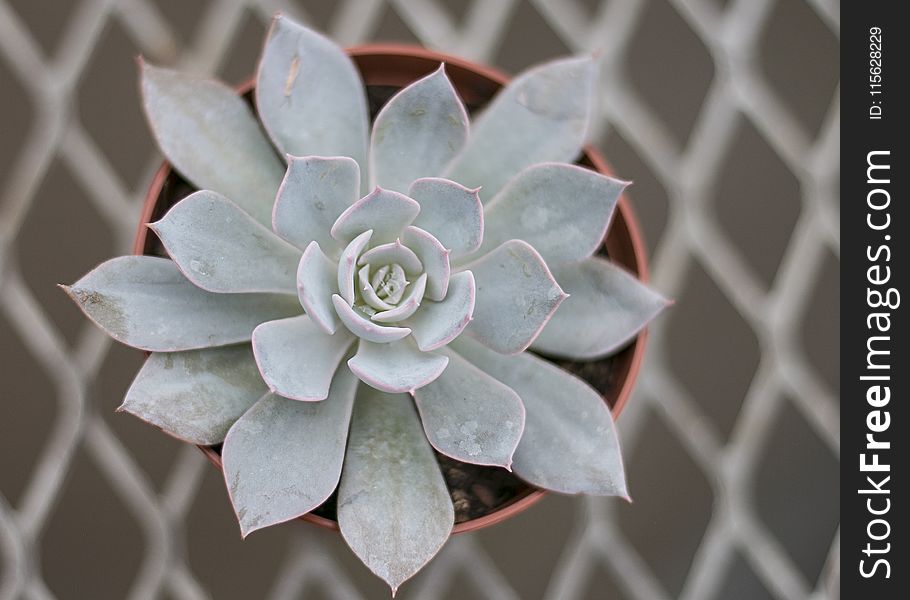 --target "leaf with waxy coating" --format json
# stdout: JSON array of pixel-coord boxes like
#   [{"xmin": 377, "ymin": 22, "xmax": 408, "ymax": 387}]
[
  {"xmin": 407, "ymin": 271, "xmax": 475, "ymax": 351},
  {"xmin": 332, "ymin": 295, "xmax": 411, "ymax": 343},
  {"xmin": 462, "ymin": 240, "xmax": 566, "ymax": 354},
  {"xmin": 251, "ymin": 315, "xmax": 354, "ymax": 401},
  {"xmin": 297, "ymin": 242, "xmax": 341, "ymax": 334},
  {"xmin": 273, "ymin": 156, "xmax": 361, "ymax": 255},
  {"xmin": 348, "ymin": 337, "xmax": 448, "ymax": 393},
  {"xmin": 400, "ymin": 226, "xmax": 450, "ymax": 301},
  {"xmin": 331, "ymin": 188, "xmax": 420, "ymax": 246},
  {"xmin": 532, "ymin": 257, "xmax": 668, "ymax": 359},
  {"xmin": 338, "ymin": 387, "xmax": 454, "ymax": 595},
  {"xmin": 359, "ymin": 242, "xmax": 422, "ymax": 275},
  {"xmin": 337, "ymin": 230, "xmax": 373, "ymax": 306},
  {"xmin": 409, "ymin": 178, "xmax": 483, "ymax": 258},
  {"xmin": 62, "ymin": 256, "xmax": 302, "ymax": 352},
  {"xmin": 413, "ymin": 350, "xmax": 524, "ymax": 468},
  {"xmin": 151, "ymin": 191, "xmax": 301, "ymax": 294},
  {"xmin": 370, "ymin": 65, "xmax": 469, "ymax": 193},
  {"xmin": 371, "ymin": 273, "xmax": 427, "ymax": 323},
  {"xmin": 121, "ymin": 346, "xmax": 265, "ymax": 445},
  {"xmin": 451, "ymin": 336, "xmax": 628, "ymax": 497},
  {"xmin": 477, "ymin": 163, "xmax": 626, "ymax": 265},
  {"xmin": 223, "ymin": 366, "xmax": 359, "ymax": 537},
  {"xmin": 445, "ymin": 56, "xmax": 596, "ymax": 201},
  {"xmin": 140, "ymin": 62, "xmax": 283, "ymax": 225},
  {"xmin": 256, "ymin": 16, "xmax": 369, "ymax": 175}
]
